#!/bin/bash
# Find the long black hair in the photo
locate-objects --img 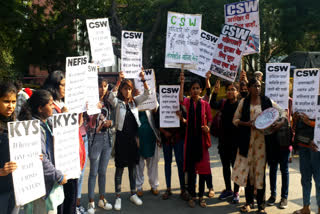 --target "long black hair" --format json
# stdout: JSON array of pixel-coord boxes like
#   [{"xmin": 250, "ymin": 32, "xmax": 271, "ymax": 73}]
[
  {"xmin": 0, "ymin": 81, "xmax": 17, "ymax": 98},
  {"xmin": 18, "ymin": 90, "xmax": 52, "ymax": 121},
  {"xmin": 42, "ymin": 70, "xmax": 65, "ymax": 100}
]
